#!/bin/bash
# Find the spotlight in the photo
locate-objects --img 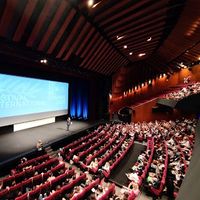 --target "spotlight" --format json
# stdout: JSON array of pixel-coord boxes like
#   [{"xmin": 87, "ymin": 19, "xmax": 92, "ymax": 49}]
[
  {"xmin": 138, "ymin": 53, "xmax": 146, "ymax": 57},
  {"xmin": 147, "ymin": 37, "xmax": 152, "ymax": 42},
  {"xmin": 43, "ymin": 59, "xmax": 47, "ymax": 64},
  {"xmin": 148, "ymin": 80, "xmax": 152, "ymax": 84},
  {"xmin": 40, "ymin": 59, "xmax": 47, "ymax": 64},
  {"xmin": 116, "ymin": 35, "xmax": 125, "ymax": 40},
  {"xmin": 87, "ymin": 0, "xmax": 94, "ymax": 7},
  {"xmin": 92, "ymin": 1, "xmax": 101, "ymax": 8}
]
